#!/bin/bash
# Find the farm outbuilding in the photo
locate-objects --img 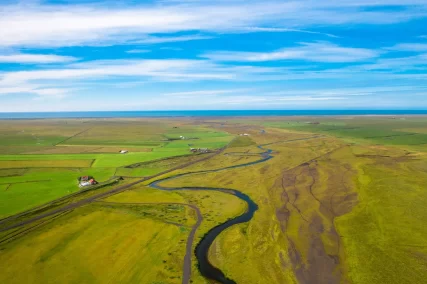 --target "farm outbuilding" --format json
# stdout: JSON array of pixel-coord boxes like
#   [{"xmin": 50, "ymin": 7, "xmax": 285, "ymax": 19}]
[
  {"xmin": 190, "ymin": 148, "xmax": 210, "ymax": 153},
  {"xmin": 78, "ymin": 176, "xmax": 97, "ymax": 187}
]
